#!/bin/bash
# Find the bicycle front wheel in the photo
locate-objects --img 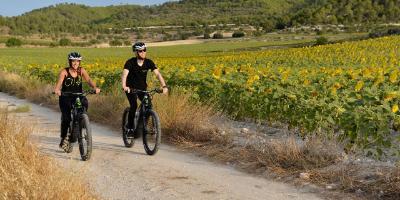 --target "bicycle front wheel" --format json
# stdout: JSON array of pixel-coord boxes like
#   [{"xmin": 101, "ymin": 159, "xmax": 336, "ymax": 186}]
[
  {"xmin": 79, "ymin": 114, "xmax": 92, "ymax": 161},
  {"xmin": 142, "ymin": 110, "xmax": 161, "ymax": 155}
]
